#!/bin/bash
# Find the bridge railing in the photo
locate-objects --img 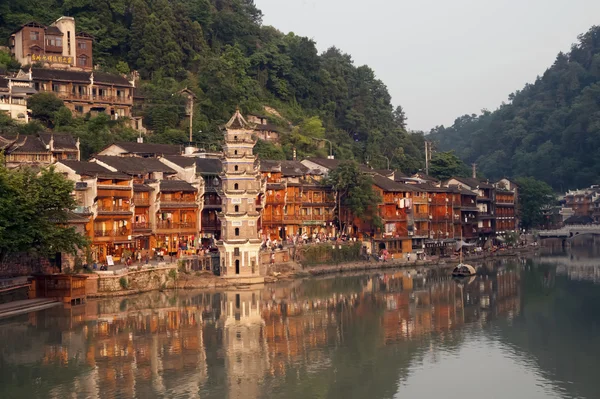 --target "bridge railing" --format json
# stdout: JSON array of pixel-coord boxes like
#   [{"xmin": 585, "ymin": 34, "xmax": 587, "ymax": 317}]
[{"xmin": 539, "ymin": 225, "xmax": 600, "ymax": 237}]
